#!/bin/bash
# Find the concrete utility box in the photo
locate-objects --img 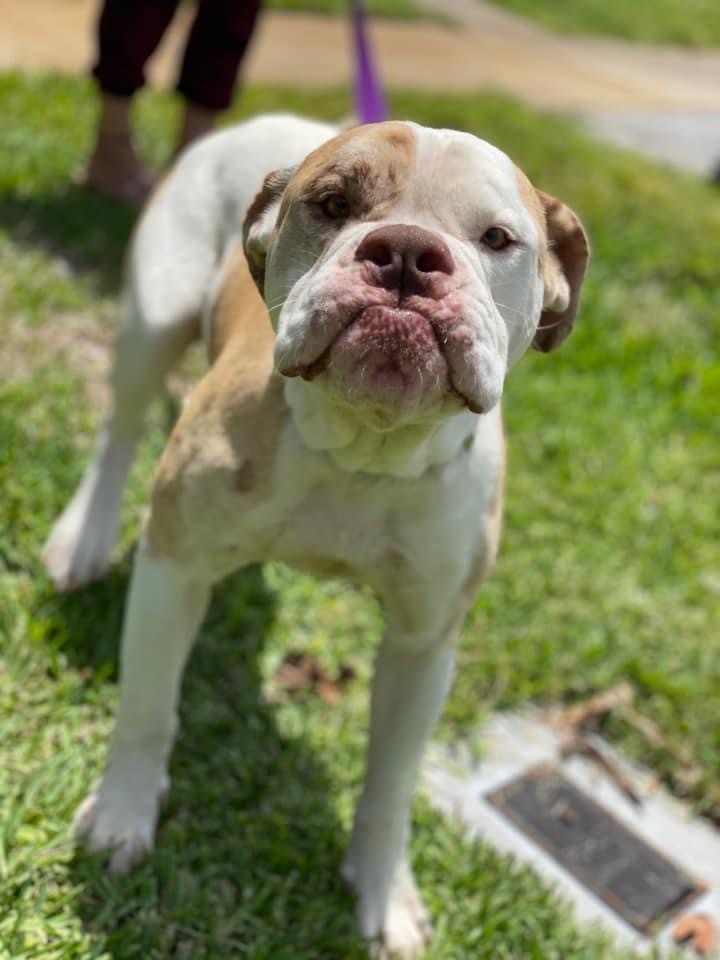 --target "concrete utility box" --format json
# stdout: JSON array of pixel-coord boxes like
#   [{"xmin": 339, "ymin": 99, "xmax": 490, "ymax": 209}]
[{"xmin": 423, "ymin": 711, "xmax": 720, "ymax": 957}]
